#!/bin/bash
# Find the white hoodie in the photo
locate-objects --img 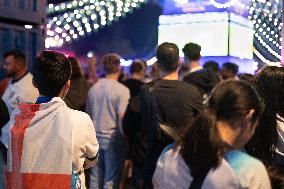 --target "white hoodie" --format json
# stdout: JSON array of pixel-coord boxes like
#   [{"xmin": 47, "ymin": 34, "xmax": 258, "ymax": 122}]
[{"xmin": 1, "ymin": 97, "xmax": 99, "ymax": 189}]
